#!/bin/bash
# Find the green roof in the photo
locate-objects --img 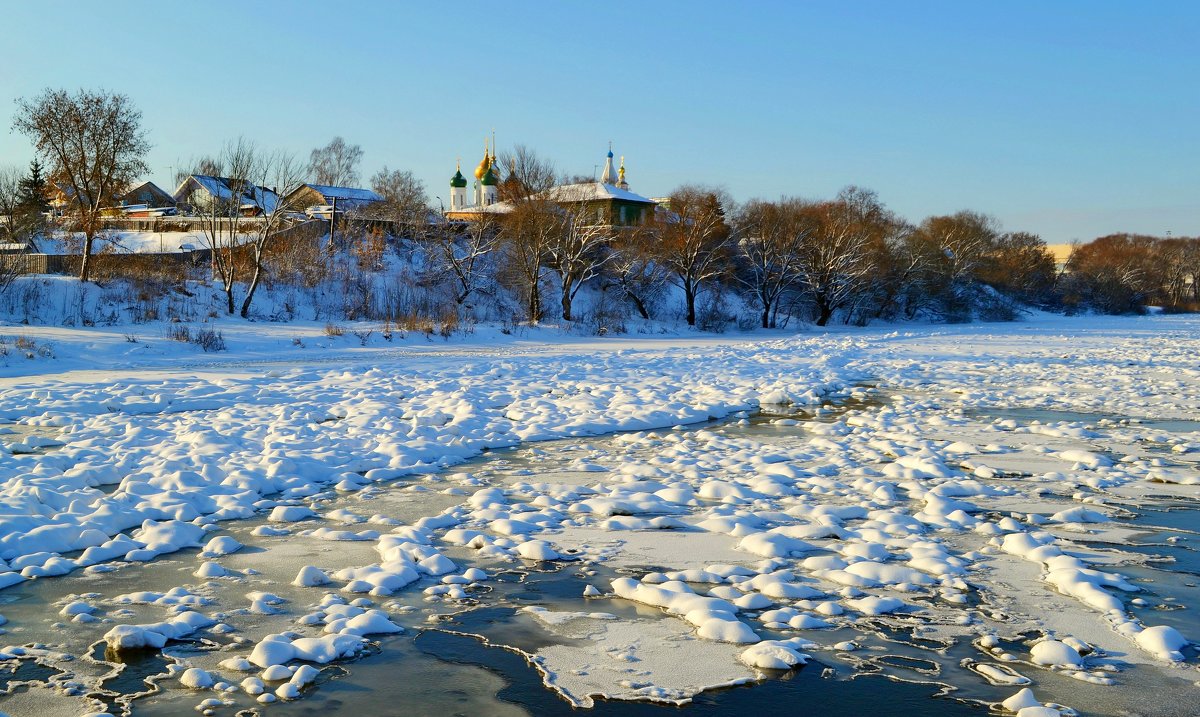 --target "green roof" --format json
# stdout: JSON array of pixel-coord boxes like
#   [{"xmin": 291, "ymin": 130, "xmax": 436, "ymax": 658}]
[
  {"xmin": 480, "ymin": 166, "xmax": 498, "ymax": 186},
  {"xmin": 450, "ymin": 169, "xmax": 467, "ymax": 188}
]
